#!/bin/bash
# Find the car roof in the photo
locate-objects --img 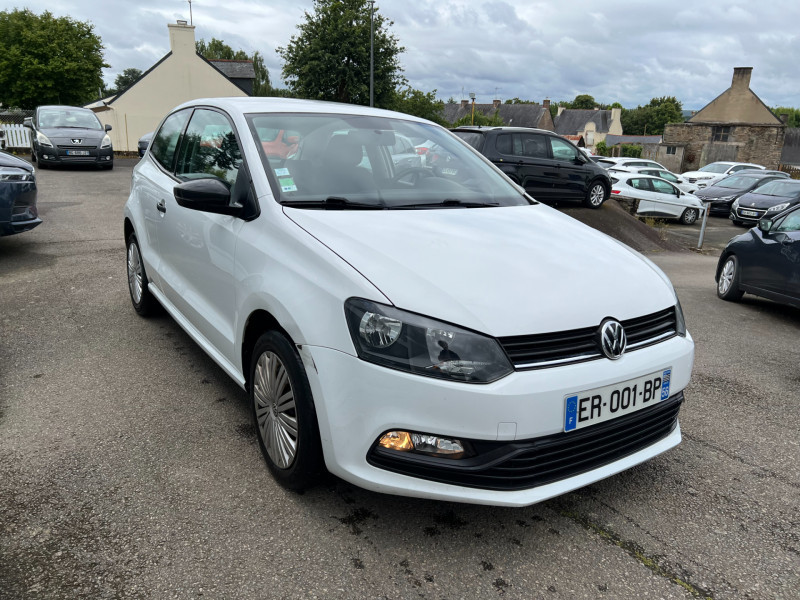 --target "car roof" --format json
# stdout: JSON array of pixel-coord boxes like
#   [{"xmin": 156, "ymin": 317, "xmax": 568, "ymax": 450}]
[
  {"xmin": 451, "ymin": 126, "xmax": 554, "ymax": 135},
  {"xmin": 707, "ymin": 161, "xmax": 763, "ymax": 167},
  {"xmin": 37, "ymin": 105, "xmax": 95, "ymax": 112}
]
